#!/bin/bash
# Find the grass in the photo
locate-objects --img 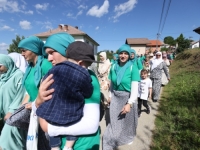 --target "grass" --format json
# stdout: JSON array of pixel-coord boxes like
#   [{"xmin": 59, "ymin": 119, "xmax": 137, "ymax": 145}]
[{"xmin": 150, "ymin": 48, "xmax": 200, "ymax": 150}]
